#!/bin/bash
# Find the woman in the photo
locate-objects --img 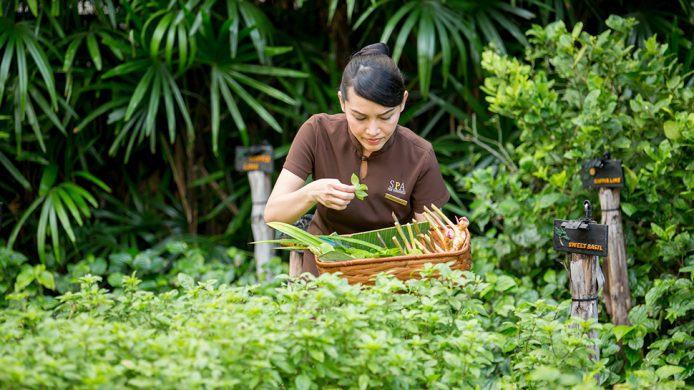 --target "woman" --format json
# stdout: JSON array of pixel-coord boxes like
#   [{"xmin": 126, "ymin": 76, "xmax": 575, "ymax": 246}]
[{"xmin": 264, "ymin": 42, "xmax": 449, "ymax": 275}]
